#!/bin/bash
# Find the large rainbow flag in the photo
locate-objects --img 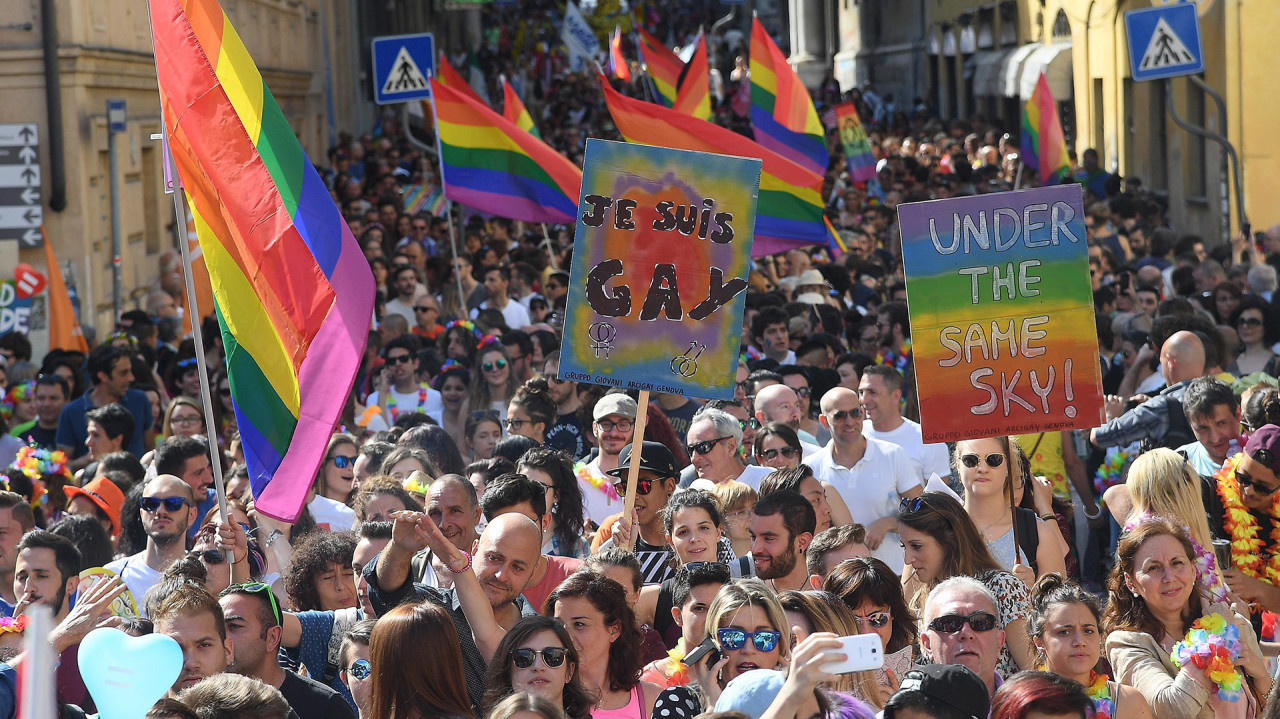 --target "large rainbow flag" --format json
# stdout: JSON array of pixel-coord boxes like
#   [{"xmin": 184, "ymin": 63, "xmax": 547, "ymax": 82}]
[
  {"xmin": 673, "ymin": 33, "xmax": 711, "ymax": 121},
  {"xmin": 600, "ymin": 73, "xmax": 825, "ymax": 256},
  {"xmin": 750, "ymin": 17, "xmax": 829, "ymax": 175},
  {"xmin": 502, "ymin": 79, "xmax": 540, "ymax": 138},
  {"xmin": 431, "ymin": 77, "xmax": 581, "ymax": 224},
  {"xmin": 149, "ymin": 0, "xmax": 375, "ymax": 521},
  {"xmin": 636, "ymin": 26, "xmax": 682, "ymax": 107},
  {"xmin": 1020, "ymin": 72, "xmax": 1071, "ymax": 185}
]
